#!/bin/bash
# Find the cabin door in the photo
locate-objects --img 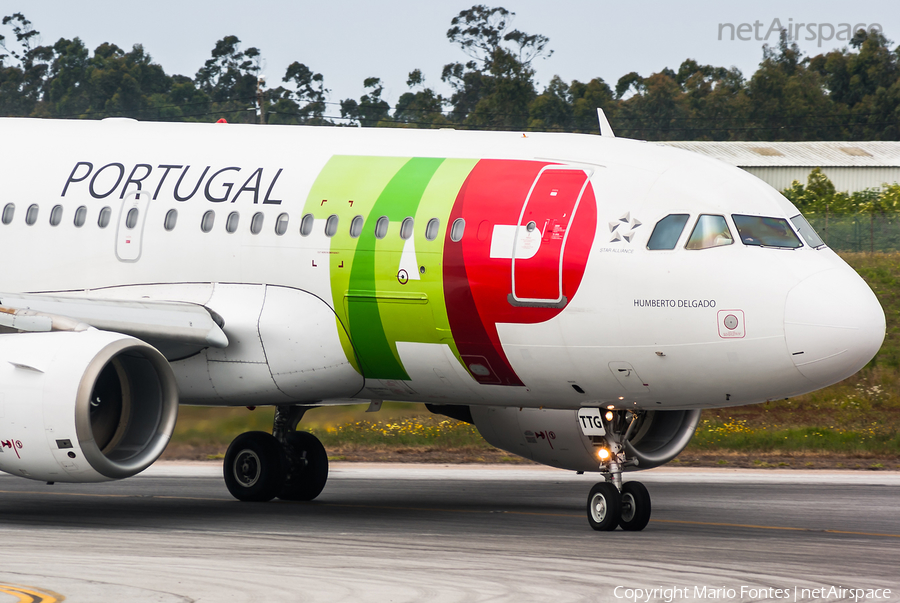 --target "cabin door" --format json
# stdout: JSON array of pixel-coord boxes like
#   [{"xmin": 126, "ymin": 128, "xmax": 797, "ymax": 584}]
[{"xmin": 510, "ymin": 166, "xmax": 591, "ymax": 307}]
